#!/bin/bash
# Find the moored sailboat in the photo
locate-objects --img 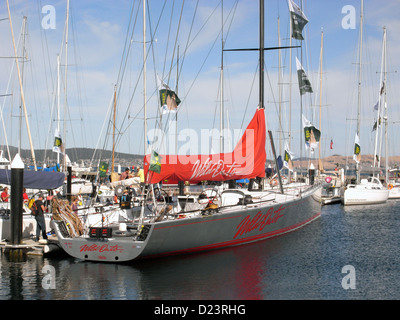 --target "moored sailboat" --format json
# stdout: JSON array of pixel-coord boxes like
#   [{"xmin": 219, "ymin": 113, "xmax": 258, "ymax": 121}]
[
  {"xmin": 341, "ymin": 1, "xmax": 389, "ymax": 206},
  {"xmin": 52, "ymin": 0, "xmax": 322, "ymax": 263}
]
